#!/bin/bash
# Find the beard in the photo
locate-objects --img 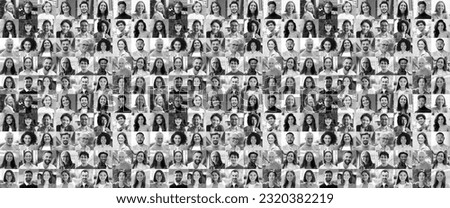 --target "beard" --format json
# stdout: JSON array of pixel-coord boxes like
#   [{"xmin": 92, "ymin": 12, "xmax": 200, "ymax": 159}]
[{"xmin": 194, "ymin": 159, "xmax": 201, "ymax": 164}]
